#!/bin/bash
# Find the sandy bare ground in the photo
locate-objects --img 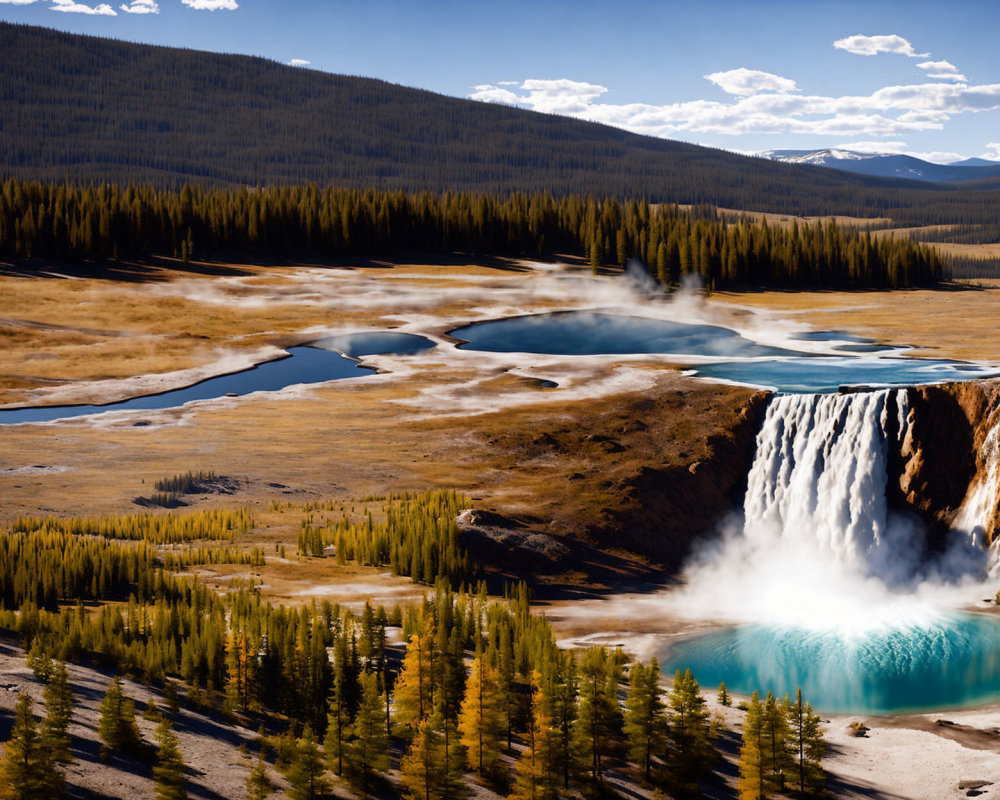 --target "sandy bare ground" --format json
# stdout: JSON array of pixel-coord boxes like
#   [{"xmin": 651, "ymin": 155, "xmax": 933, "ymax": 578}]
[{"xmin": 0, "ymin": 634, "xmax": 284, "ymax": 800}]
